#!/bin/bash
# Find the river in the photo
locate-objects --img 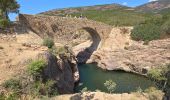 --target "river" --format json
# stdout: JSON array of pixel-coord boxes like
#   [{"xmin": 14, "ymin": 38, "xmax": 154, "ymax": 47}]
[{"xmin": 75, "ymin": 64, "xmax": 155, "ymax": 93}]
